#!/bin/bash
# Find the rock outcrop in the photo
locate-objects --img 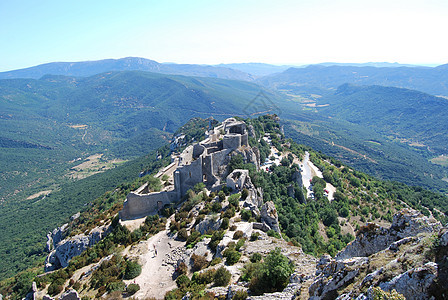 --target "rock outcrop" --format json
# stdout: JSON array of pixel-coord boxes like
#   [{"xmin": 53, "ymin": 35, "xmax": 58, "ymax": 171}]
[
  {"xmin": 59, "ymin": 289, "xmax": 81, "ymax": 300},
  {"xmin": 45, "ymin": 225, "xmax": 110, "ymax": 272},
  {"xmin": 308, "ymin": 209, "xmax": 445, "ymax": 300},
  {"xmin": 336, "ymin": 208, "xmax": 440, "ymax": 260},
  {"xmin": 379, "ymin": 262, "xmax": 438, "ymax": 300},
  {"xmin": 260, "ymin": 201, "xmax": 280, "ymax": 233}
]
